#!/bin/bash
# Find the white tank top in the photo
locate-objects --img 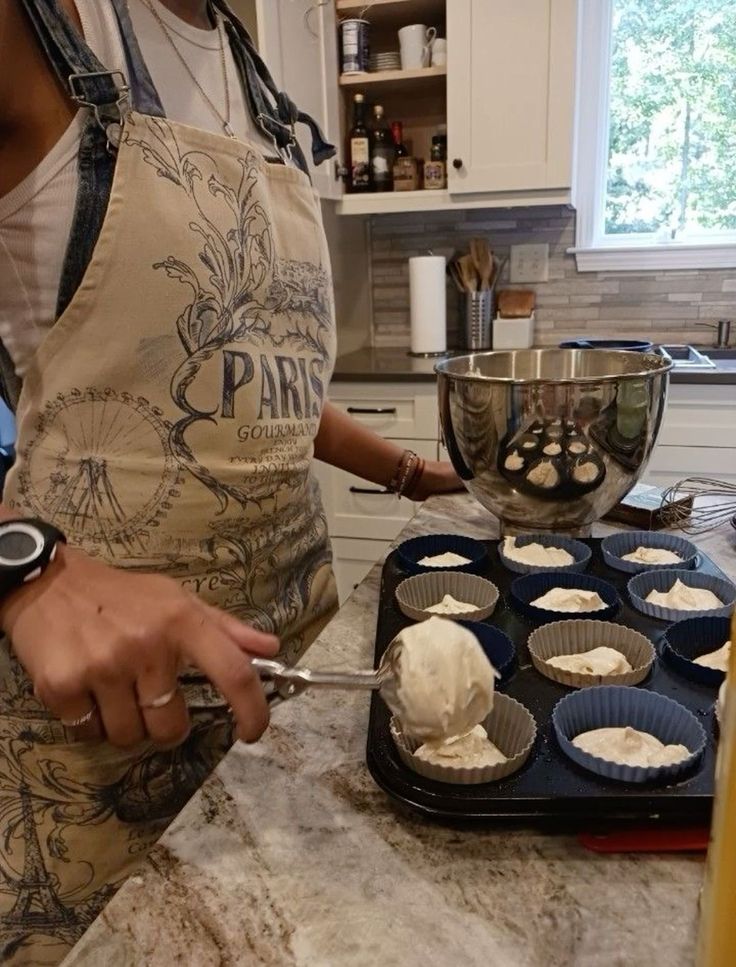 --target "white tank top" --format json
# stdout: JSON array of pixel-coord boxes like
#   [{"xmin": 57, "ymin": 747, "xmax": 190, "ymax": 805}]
[{"xmin": 0, "ymin": 0, "xmax": 278, "ymax": 380}]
